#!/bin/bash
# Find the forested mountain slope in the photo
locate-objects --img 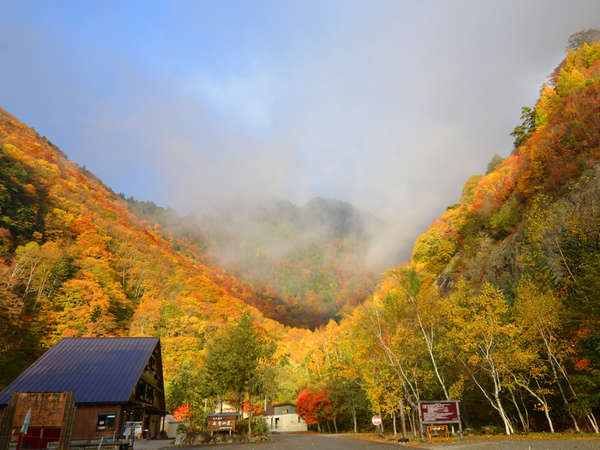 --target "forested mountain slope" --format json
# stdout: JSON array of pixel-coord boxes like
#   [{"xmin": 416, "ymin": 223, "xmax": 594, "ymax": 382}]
[
  {"xmin": 124, "ymin": 196, "xmax": 384, "ymax": 329},
  {"xmin": 191, "ymin": 197, "xmax": 383, "ymax": 327},
  {"xmin": 3, "ymin": 37, "xmax": 600, "ymax": 436},
  {"xmin": 0, "ymin": 109, "xmax": 296, "ymax": 388},
  {"xmin": 303, "ymin": 41, "xmax": 600, "ymax": 434}
]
